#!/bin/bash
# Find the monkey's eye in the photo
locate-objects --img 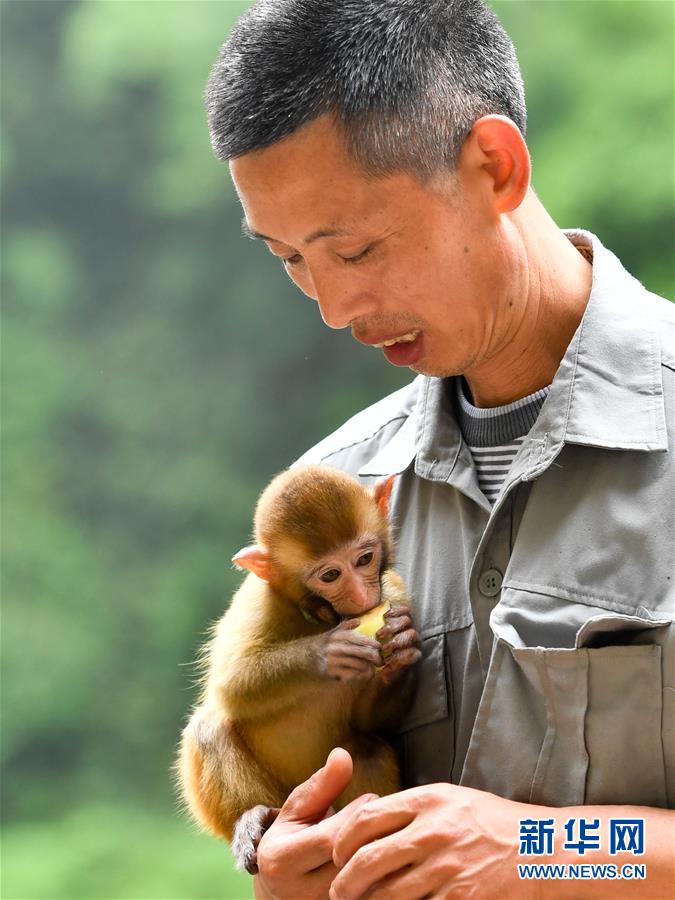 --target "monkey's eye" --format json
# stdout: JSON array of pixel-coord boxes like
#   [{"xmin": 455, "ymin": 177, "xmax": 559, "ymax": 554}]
[
  {"xmin": 356, "ymin": 552, "xmax": 374, "ymax": 567},
  {"xmin": 320, "ymin": 568, "xmax": 340, "ymax": 583}
]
